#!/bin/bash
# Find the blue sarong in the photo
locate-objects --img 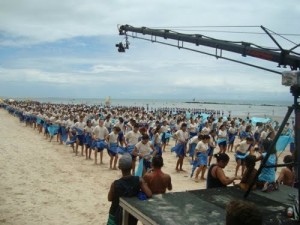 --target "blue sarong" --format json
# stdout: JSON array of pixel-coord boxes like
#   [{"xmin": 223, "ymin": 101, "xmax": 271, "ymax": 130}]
[
  {"xmin": 276, "ymin": 135, "xmax": 293, "ymax": 152},
  {"xmin": 92, "ymin": 139, "xmax": 107, "ymax": 150},
  {"xmin": 171, "ymin": 143, "xmax": 185, "ymax": 157},
  {"xmin": 235, "ymin": 152, "xmax": 248, "ymax": 160},
  {"xmin": 84, "ymin": 133, "xmax": 93, "ymax": 146},
  {"xmin": 189, "ymin": 143, "xmax": 197, "ymax": 157},
  {"xmin": 135, "ymin": 159, "xmax": 144, "ymax": 177},
  {"xmin": 108, "ymin": 143, "xmax": 118, "ymax": 156},
  {"xmin": 60, "ymin": 127, "xmax": 68, "ymax": 143},
  {"xmin": 117, "ymin": 146, "xmax": 127, "ymax": 155},
  {"xmin": 126, "ymin": 145, "xmax": 135, "ymax": 154},
  {"xmin": 48, "ymin": 125, "xmax": 59, "ymax": 136}
]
